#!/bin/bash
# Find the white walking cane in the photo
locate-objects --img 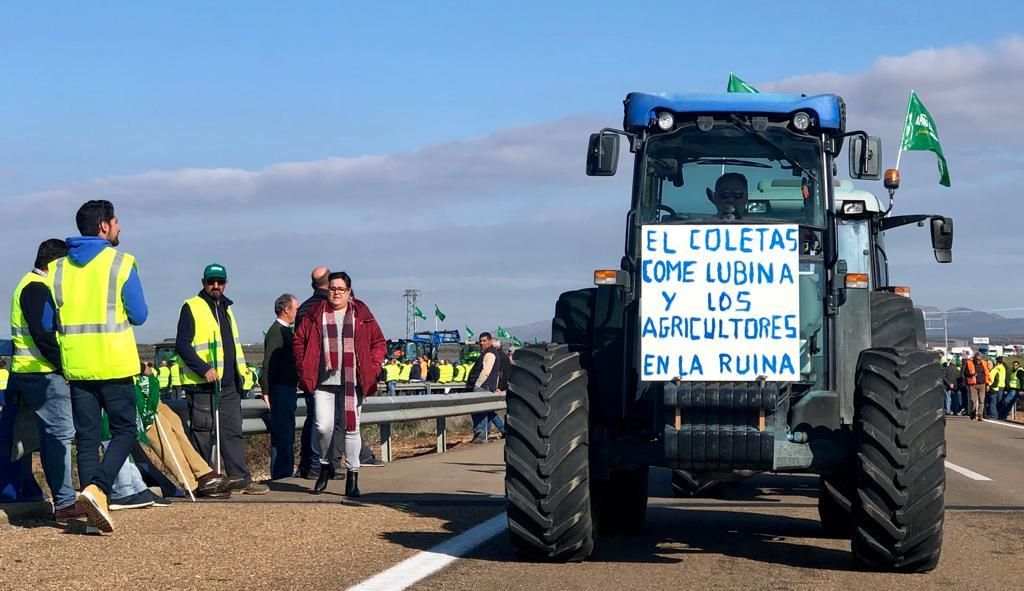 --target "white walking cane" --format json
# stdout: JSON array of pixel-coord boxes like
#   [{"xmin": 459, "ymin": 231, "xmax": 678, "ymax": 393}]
[
  {"xmin": 211, "ymin": 337, "xmax": 223, "ymax": 475},
  {"xmin": 153, "ymin": 413, "xmax": 196, "ymax": 502}
]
